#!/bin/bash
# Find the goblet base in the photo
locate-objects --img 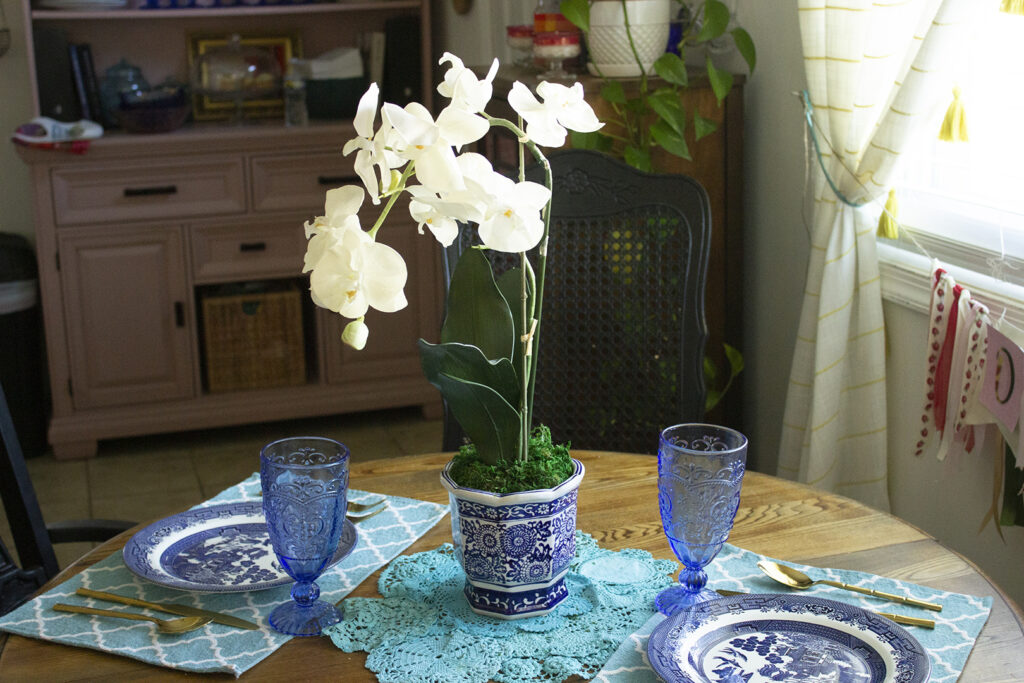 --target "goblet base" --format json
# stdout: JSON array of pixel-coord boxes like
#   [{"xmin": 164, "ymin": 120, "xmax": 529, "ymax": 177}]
[
  {"xmin": 654, "ymin": 585, "xmax": 719, "ymax": 617},
  {"xmin": 268, "ymin": 599, "xmax": 343, "ymax": 636}
]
